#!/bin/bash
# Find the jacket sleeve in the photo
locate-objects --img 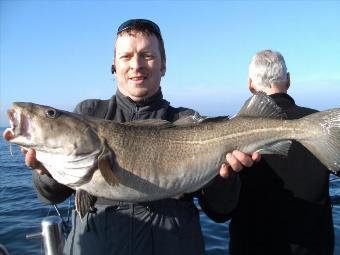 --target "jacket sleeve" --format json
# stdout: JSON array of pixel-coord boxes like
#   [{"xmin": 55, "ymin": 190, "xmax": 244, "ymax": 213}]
[
  {"xmin": 197, "ymin": 172, "xmax": 240, "ymax": 223},
  {"xmin": 32, "ymin": 171, "xmax": 74, "ymax": 204}
]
